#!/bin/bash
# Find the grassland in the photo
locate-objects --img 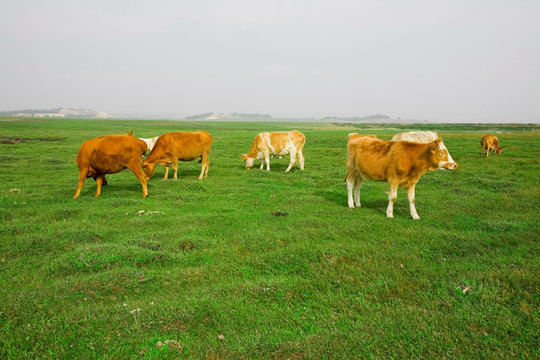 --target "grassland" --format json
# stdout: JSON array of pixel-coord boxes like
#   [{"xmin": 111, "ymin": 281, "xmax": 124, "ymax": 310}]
[{"xmin": 0, "ymin": 118, "xmax": 538, "ymax": 359}]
